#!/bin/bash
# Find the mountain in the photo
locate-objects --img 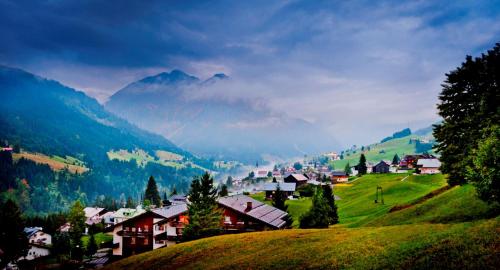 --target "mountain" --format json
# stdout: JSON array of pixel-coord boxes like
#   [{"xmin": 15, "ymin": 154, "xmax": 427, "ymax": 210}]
[
  {"xmin": 0, "ymin": 66, "xmax": 209, "ymax": 213},
  {"xmin": 106, "ymin": 70, "xmax": 339, "ymax": 163}
]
